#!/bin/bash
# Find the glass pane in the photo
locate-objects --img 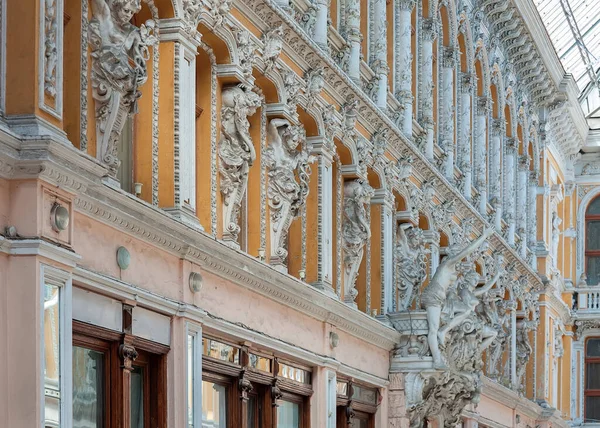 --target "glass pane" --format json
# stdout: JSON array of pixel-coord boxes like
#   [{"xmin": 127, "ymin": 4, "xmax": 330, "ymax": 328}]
[
  {"xmin": 73, "ymin": 347, "xmax": 104, "ymax": 428},
  {"xmin": 588, "ymin": 197, "xmax": 600, "ymax": 215},
  {"xmin": 277, "ymin": 400, "xmax": 300, "ymax": 428},
  {"xmin": 588, "ymin": 339, "xmax": 600, "ymax": 357},
  {"xmin": 248, "ymin": 395, "xmax": 256, "ymax": 428},
  {"xmin": 278, "ymin": 363, "xmax": 310, "ymax": 384},
  {"xmin": 585, "ymin": 396, "xmax": 600, "ymax": 422},
  {"xmin": 44, "ymin": 283, "xmax": 61, "ymax": 428},
  {"xmin": 202, "ymin": 338, "xmax": 240, "ymax": 364},
  {"xmin": 351, "ymin": 385, "xmax": 378, "ymax": 405},
  {"xmin": 131, "ymin": 366, "xmax": 144, "ymax": 428},
  {"xmin": 249, "ymin": 353, "xmax": 272, "ymax": 372},
  {"xmin": 350, "ymin": 415, "xmax": 369, "ymax": 428},
  {"xmin": 587, "ymin": 257, "xmax": 600, "ymax": 286},
  {"xmin": 587, "ymin": 363, "xmax": 600, "ymax": 389},
  {"xmin": 336, "ymin": 381, "xmax": 348, "ymax": 397},
  {"xmin": 588, "ymin": 221, "xmax": 600, "ymax": 250},
  {"xmin": 202, "ymin": 381, "xmax": 227, "ymax": 428},
  {"xmin": 188, "ymin": 335, "xmax": 194, "ymax": 428}
]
